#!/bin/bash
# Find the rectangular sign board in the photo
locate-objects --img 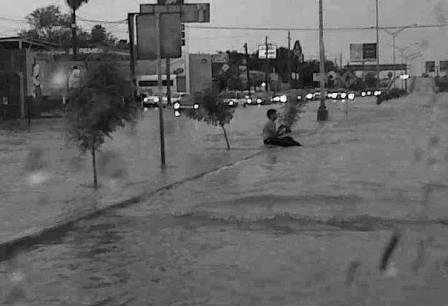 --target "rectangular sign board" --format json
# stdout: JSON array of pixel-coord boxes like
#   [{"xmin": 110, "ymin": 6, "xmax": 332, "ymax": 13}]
[
  {"xmin": 346, "ymin": 64, "xmax": 407, "ymax": 71},
  {"xmin": 140, "ymin": 3, "xmax": 210, "ymax": 23},
  {"xmin": 258, "ymin": 44, "xmax": 277, "ymax": 59},
  {"xmin": 350, "ymin": 43, "xmax": 377, "ymax": 62},
  {"xmin": 136, "ymin": 13, "xmax": 182, "ymax": 60},
  {"xmin": 211, "ymin": 53, "xmax": 229, "ymax": 63}
]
